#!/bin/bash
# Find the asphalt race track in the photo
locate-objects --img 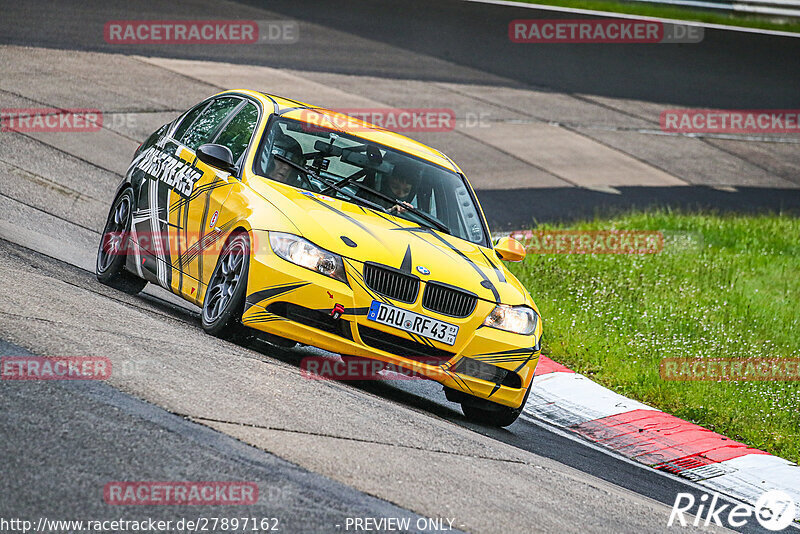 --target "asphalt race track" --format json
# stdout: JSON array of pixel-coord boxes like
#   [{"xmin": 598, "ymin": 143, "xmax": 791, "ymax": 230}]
[
  {"xmin": 0, "ymin": 1, "xmax": 798, "ymax": 532},
  {"xmin": 2, "ymin": 0, "xmax": 800, "ymax": 228}
]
